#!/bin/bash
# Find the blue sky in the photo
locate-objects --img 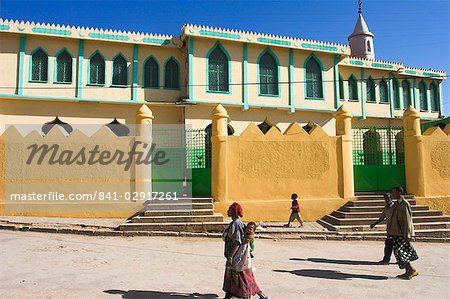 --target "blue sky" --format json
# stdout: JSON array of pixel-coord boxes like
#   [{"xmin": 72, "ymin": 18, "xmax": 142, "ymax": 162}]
[{"xmin": 1, "ymin": 0, "xmax": 449, "ymax": 115}]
